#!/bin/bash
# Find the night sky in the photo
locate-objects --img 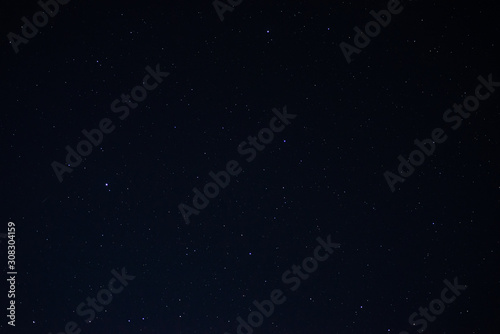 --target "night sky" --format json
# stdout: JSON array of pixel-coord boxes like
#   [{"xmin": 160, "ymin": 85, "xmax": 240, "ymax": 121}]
[{"xmin": 1, "ymin": 0, "xmax": 499, "ymax": 333}]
